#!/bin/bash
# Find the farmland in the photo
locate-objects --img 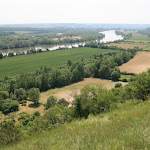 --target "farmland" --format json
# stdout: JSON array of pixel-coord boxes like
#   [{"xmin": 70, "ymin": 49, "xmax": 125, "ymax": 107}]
[
  {"xmin": 129, "ymin": 33, "xmax": 150, "ymax": 41},
  {"xmin": 106, "ymin": 43, "xmax": 147, "ymax": 49},
  {"xmin": 106, "ymin": 32, "xmax": 150, "ymax": 50},
  {"xmin": 0, "ymin": 47, "xmax": 119, "ymax": 78},
  {"xmin": 119, "ymin": 51, "xmax": 150, "ymax": 74}
]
